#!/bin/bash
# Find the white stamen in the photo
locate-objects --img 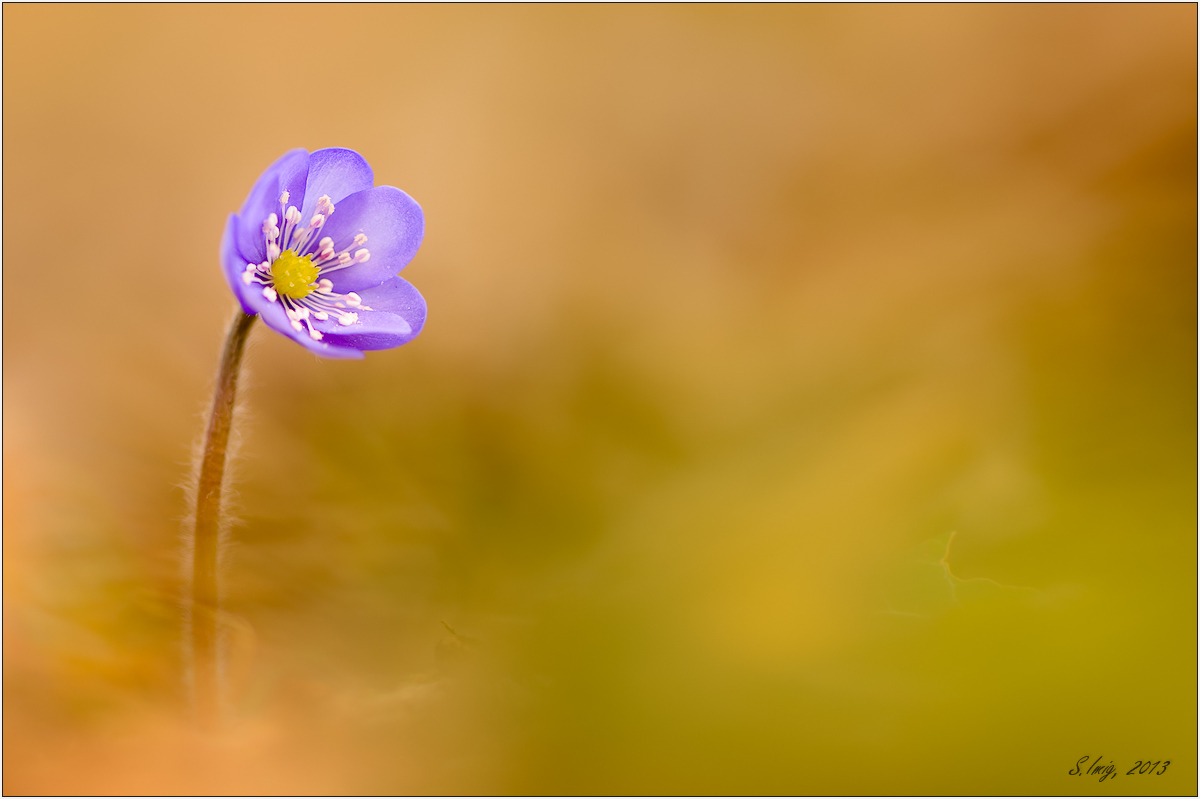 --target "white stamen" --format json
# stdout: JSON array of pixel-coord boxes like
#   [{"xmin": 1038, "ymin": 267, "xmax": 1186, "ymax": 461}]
[
  {"xmin": 316, "ymin": 195, "xmax": 334, "ymax": 214},
  {"xmin": 353, "ymin": 234, "xmax": 368, "ymax": 247},
  {"xmin": 290, "ymin": 319, "xmax": 303, "ymax": 331},
  {"xmin": 346, "ymin": 292, "xmax": 362, "ymax": 307},
  {"xmin": 313, "ymin": 311, "xmax": 329, "ymax": 320},
  {"xmin": 317, "ymin": 278, "xmax": 334, "ymax": 294},
  {"xmin": 318, "ymin": 237, "xmax": 334, "ymax": 250},
  {"xmin": 263, "ymin": 287, "xmax": 278, "ymax": 302},
  {"xmin": 267, "ymin": 243, "xmax": 281, "ymax": 261},
  {"xmin": 309, "ymin": 213, "xmax": 325, "ymax": 228},
  {"xmin": 285, "ymin": 206, "xmax": 301, "ymax": 225},
  {"xmin": 337, "ymin": 312, "xmax": 359, "ymax": 326},
  {"xmin": 242, "ymin": 271, "xmax": 254, "ymax": 284},
  {"xmin": 309, "ymin": 328, "xmax": 323, "ymax": 340},
  {"xmin": 337, "ymin": 253, "xmax": 353, "ymax": 266},
  {"xmin": 354, "ymin": 249, "xmax": 370, "ymax": 263},
  {"xmin": 245, "ymin": 263, "xmax": 257, "ymax": 272},
  {"xmin": 279, "ymin": 191, "xmax": 289, "ymax": 205}
]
